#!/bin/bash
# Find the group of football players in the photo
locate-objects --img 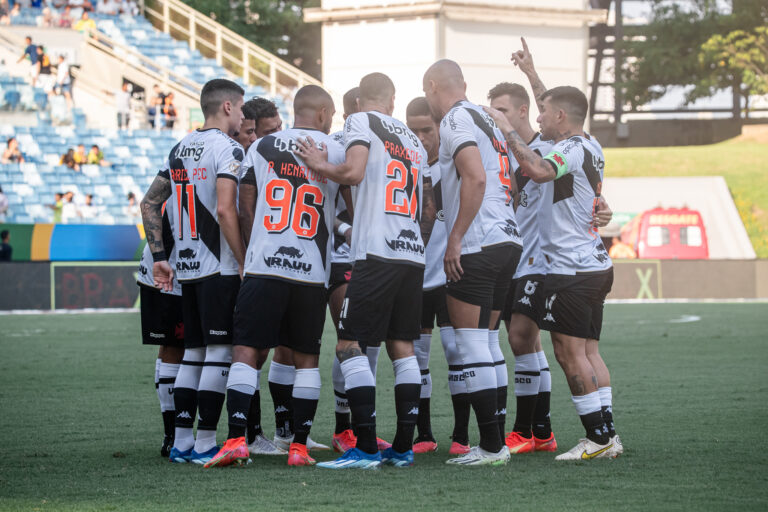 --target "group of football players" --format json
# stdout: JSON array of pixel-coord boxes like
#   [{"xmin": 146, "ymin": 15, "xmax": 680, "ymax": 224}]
[{"xmin": 137, "ymin": 38, "xmax": 623, "ymax": 469}]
